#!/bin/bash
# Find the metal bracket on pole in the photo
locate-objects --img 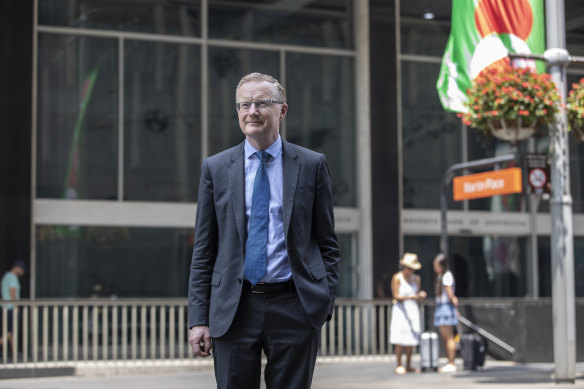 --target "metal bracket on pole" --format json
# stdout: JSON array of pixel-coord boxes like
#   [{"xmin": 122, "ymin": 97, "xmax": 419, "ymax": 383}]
[
  {"xmin": 440, "ymin": 153, "xmax": 517, "ymax": 260},
  {"xmin": 508, "ymin": 49, "xmax": 584, "ymax": 65}
]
